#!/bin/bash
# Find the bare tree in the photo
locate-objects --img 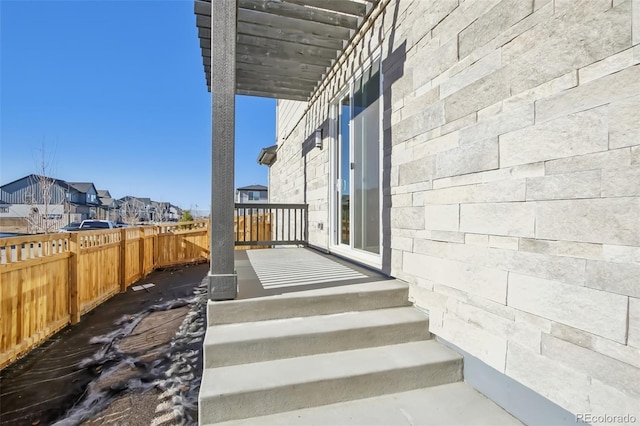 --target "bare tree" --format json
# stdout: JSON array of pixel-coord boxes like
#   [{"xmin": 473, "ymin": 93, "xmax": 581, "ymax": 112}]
[
  {"xmin": 152, "ymin": 202, "xmax": 170, "ymax": 223},
  {"xmin": 120, "ymin": 197, "xmax": 144, "ymax": 225},
  {"xmin": 24, "ymin": 148, "xmax": 61, "ymax": 234}
]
